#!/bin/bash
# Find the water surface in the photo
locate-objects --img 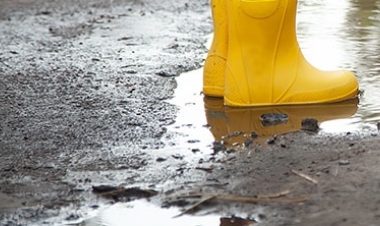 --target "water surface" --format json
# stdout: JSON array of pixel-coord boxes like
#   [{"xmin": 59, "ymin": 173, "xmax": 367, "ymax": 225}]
[{"xmin": 170, "ymin": 0, "xmax": 380, "ymax": 147}]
